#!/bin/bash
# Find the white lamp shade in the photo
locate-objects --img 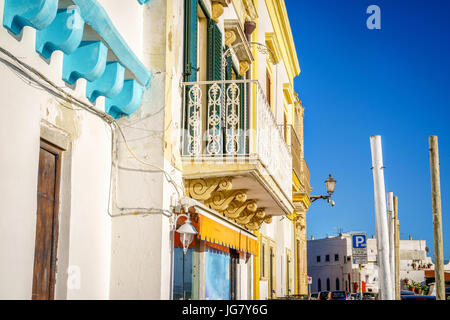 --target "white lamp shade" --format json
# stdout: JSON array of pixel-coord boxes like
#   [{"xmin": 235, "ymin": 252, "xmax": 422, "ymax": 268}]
[{"xmin": 176, "ymin": 220, "xmax": 198, "ymax": 254}]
